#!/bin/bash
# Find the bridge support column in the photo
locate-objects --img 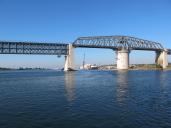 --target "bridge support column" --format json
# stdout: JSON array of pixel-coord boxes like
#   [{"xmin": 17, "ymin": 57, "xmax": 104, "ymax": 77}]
[
  {"xmin": 116, "ymin": 49, "xmax": 130, "ymax": 70},
  {"xmin": 155, "ymin": 50, "xmax": 168, "ymax": 69},
  {"xmin": 64, "ymin": 44, "xmax": 74, "ymax": 71}
]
